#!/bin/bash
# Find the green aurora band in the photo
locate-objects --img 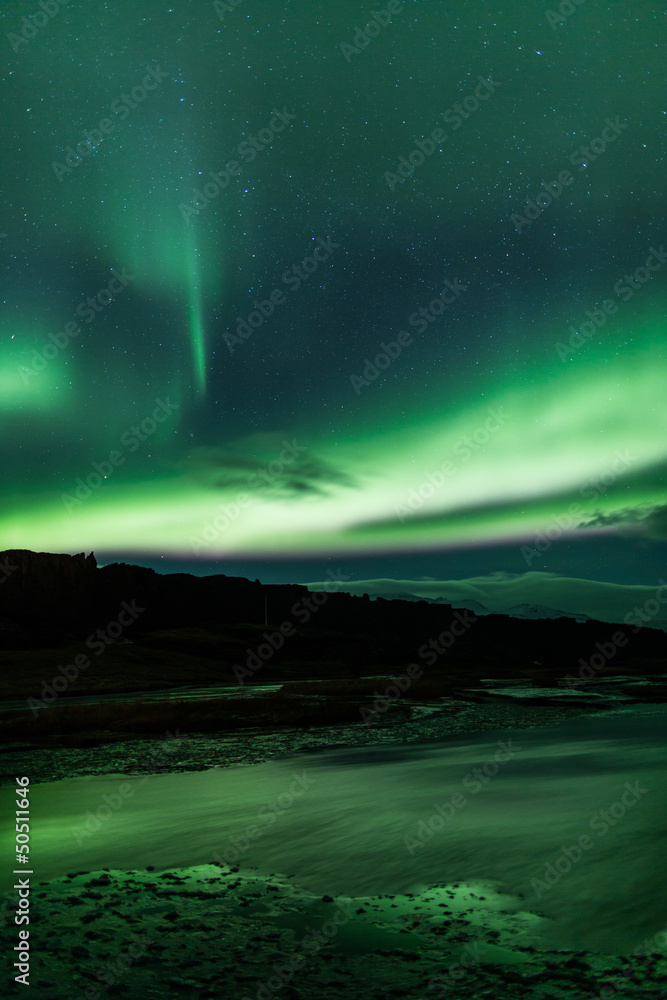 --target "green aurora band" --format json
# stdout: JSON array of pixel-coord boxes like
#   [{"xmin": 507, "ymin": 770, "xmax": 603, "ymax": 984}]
[
  {"xmin": 2, "ymin": 343, "xmax": 665, "ymax": 557},
  {"xmin": 0, "ymin": 1, "xmax": 664, "ymax": 568}
]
